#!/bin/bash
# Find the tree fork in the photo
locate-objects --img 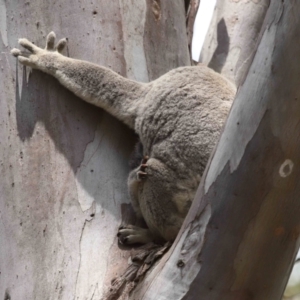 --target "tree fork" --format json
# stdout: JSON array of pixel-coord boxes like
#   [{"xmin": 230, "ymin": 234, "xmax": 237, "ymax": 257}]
[{"xmin": 133, "ymin": 2, "xmax": 300, "ymax": 299}]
